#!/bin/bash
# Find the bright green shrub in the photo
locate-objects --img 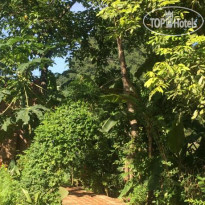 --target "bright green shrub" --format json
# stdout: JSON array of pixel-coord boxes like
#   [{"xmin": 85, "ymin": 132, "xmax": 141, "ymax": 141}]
[
  {"xmin": 185, "ymin": 199, "xmax": 205, "ymax": 205},
  {"xmin": 0, "ymin": 166, "xmax": 21, "ymax": 205},
  {"xmin": 129, "ymin": 182, "xmax": 148, "ymax": 205},
  {"xmin": 120, "ymin": 181, "xmax": 148, "ymax": 205},
  {"xmin": 18, "ymin": 100, "xmax": 124, "ymax": 204}
]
